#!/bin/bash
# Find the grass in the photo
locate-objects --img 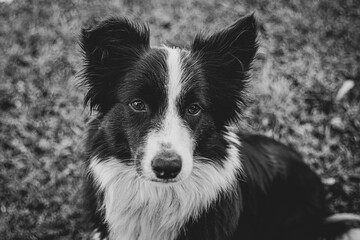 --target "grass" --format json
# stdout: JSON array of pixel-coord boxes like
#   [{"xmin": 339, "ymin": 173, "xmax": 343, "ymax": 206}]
[{"xmin": 0, "ymin": 0, "xmax": 359, "ymax": 239}]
